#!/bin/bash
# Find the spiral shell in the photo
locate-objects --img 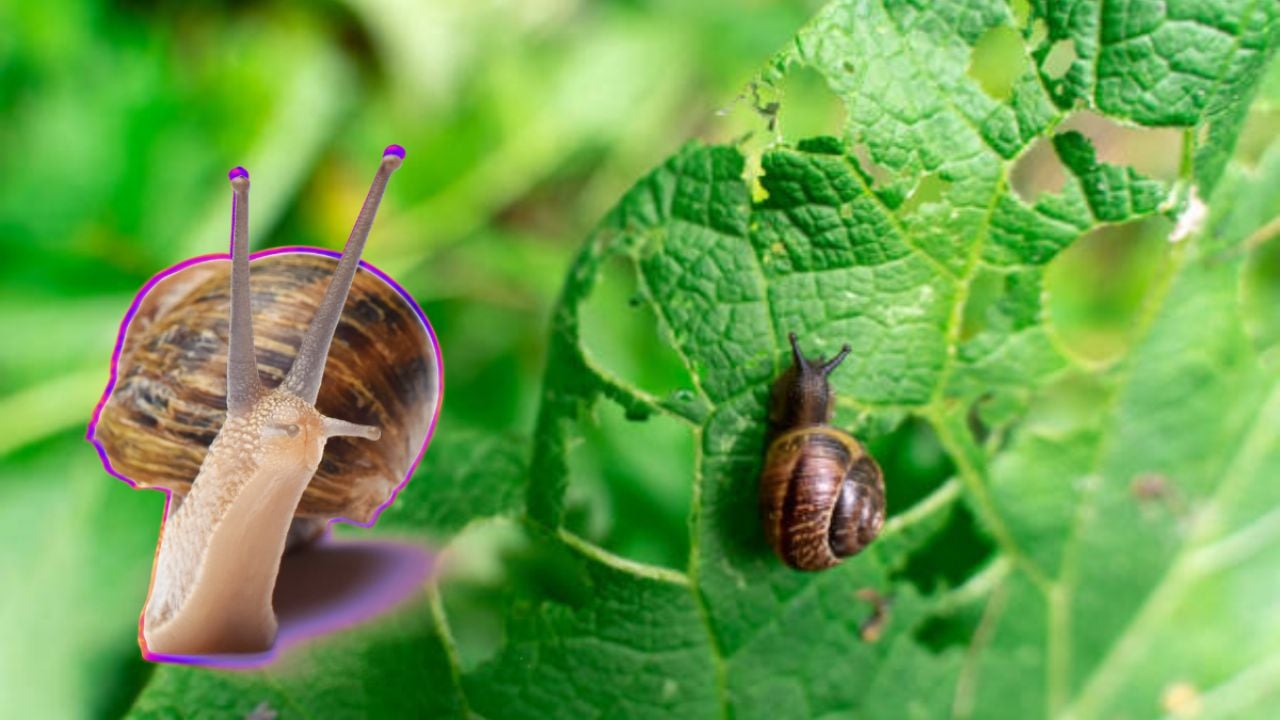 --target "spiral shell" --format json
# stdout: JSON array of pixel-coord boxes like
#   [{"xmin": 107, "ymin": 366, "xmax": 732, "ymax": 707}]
[
  {"xmin": 760, "ymin": 427, "xmax": 885, "ymax": 571},
  {"xmin": 93, "ymin": 248, "xmax": 440, "ymax": 524}
]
